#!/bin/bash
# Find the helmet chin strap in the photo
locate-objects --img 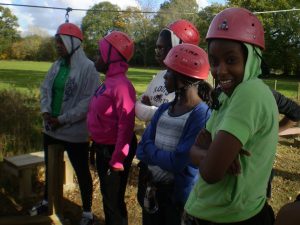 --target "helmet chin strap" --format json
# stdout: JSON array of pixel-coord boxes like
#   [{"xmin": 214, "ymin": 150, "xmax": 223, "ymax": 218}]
[
  {"xmin": 175, "ymin": 77, "xmax": 200, "ymax": 95},
  {"xmin": 105, "ymin": 43, "xmax": 126, "ymax": 66},
  {"xmin": 67, "ymin": 36, "xmax": 80, "ymax": 58}
]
